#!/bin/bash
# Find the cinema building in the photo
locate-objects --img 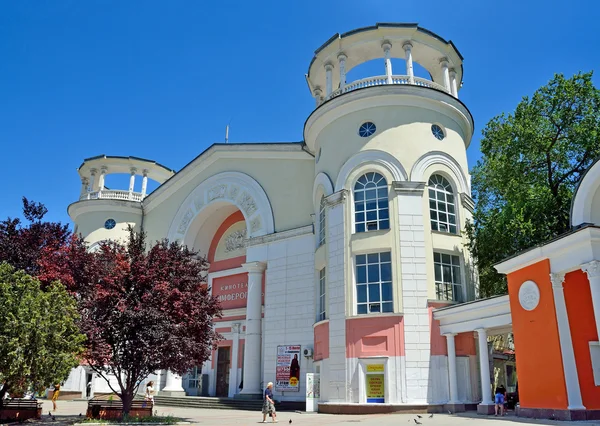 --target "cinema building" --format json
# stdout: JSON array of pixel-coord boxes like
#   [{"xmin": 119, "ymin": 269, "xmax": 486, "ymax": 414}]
[{"xmin": 64, "ymin": 23, "xmax": 495, "ymax": 412}]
